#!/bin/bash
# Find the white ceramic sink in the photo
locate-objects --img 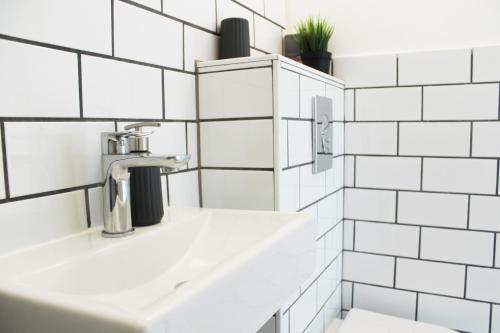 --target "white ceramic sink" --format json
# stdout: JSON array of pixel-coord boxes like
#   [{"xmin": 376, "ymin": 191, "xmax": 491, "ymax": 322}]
[{"xmin": 0, "ymin": 207, "xmax": 315, "ymax": 333}]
